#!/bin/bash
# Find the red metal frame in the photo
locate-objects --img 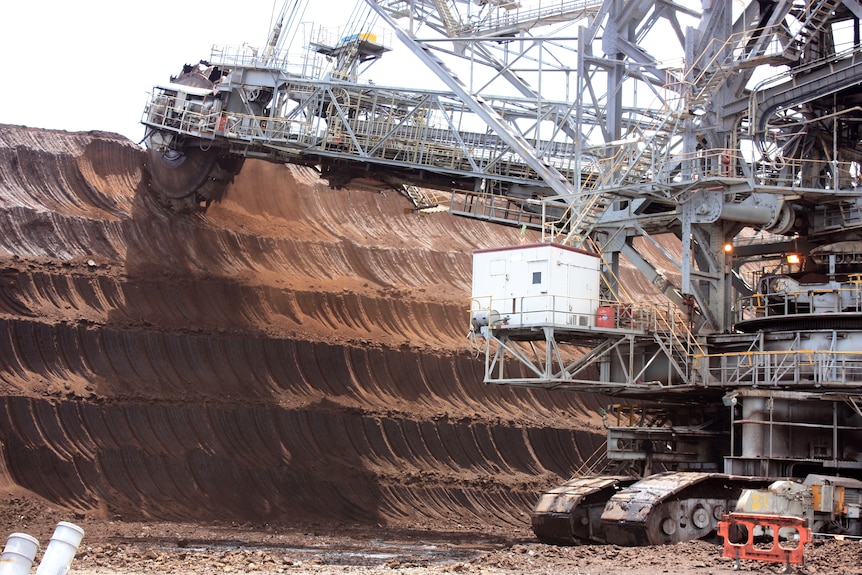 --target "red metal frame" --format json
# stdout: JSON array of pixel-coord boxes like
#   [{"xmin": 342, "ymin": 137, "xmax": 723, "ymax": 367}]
[{"xmin": 718, "ymin": 513, "xmax": 811, "ymax": 567}]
